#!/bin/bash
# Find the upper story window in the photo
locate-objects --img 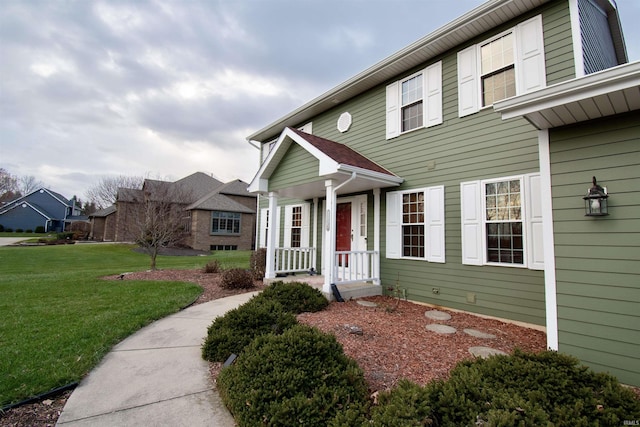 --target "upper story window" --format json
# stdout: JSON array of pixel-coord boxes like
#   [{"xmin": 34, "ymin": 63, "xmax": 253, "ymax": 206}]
[
  {"xmin": 480, "ymin": 33, "xmax": 516, "ymax": 106},
  {"xmin": 401, "ymin": 74, "xmax": 424, "ymax": 132},
  {"xmin": 211, "ymin": 211, "xmax": 241, "ymax": 235},
  {"xmin": 457, "ymin": 14, "xmax": 546, "ymax": 117},
  {"xmin": 386, "ymin": 61, "xmax": 442, "ymax": 139}
]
